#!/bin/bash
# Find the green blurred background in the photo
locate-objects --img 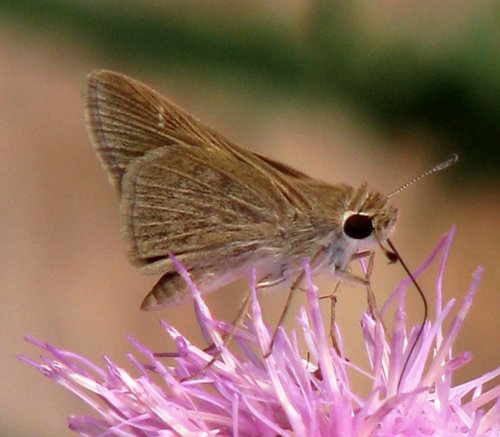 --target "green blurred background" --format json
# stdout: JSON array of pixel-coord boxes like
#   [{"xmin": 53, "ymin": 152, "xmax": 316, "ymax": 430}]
[
  {"xmin": 1, "ymin": 1, "xmax": 498, "ymax": 435},
  {"xmin": 2, "ymin": 0, "xmax": 499, "ymax": 181}
]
